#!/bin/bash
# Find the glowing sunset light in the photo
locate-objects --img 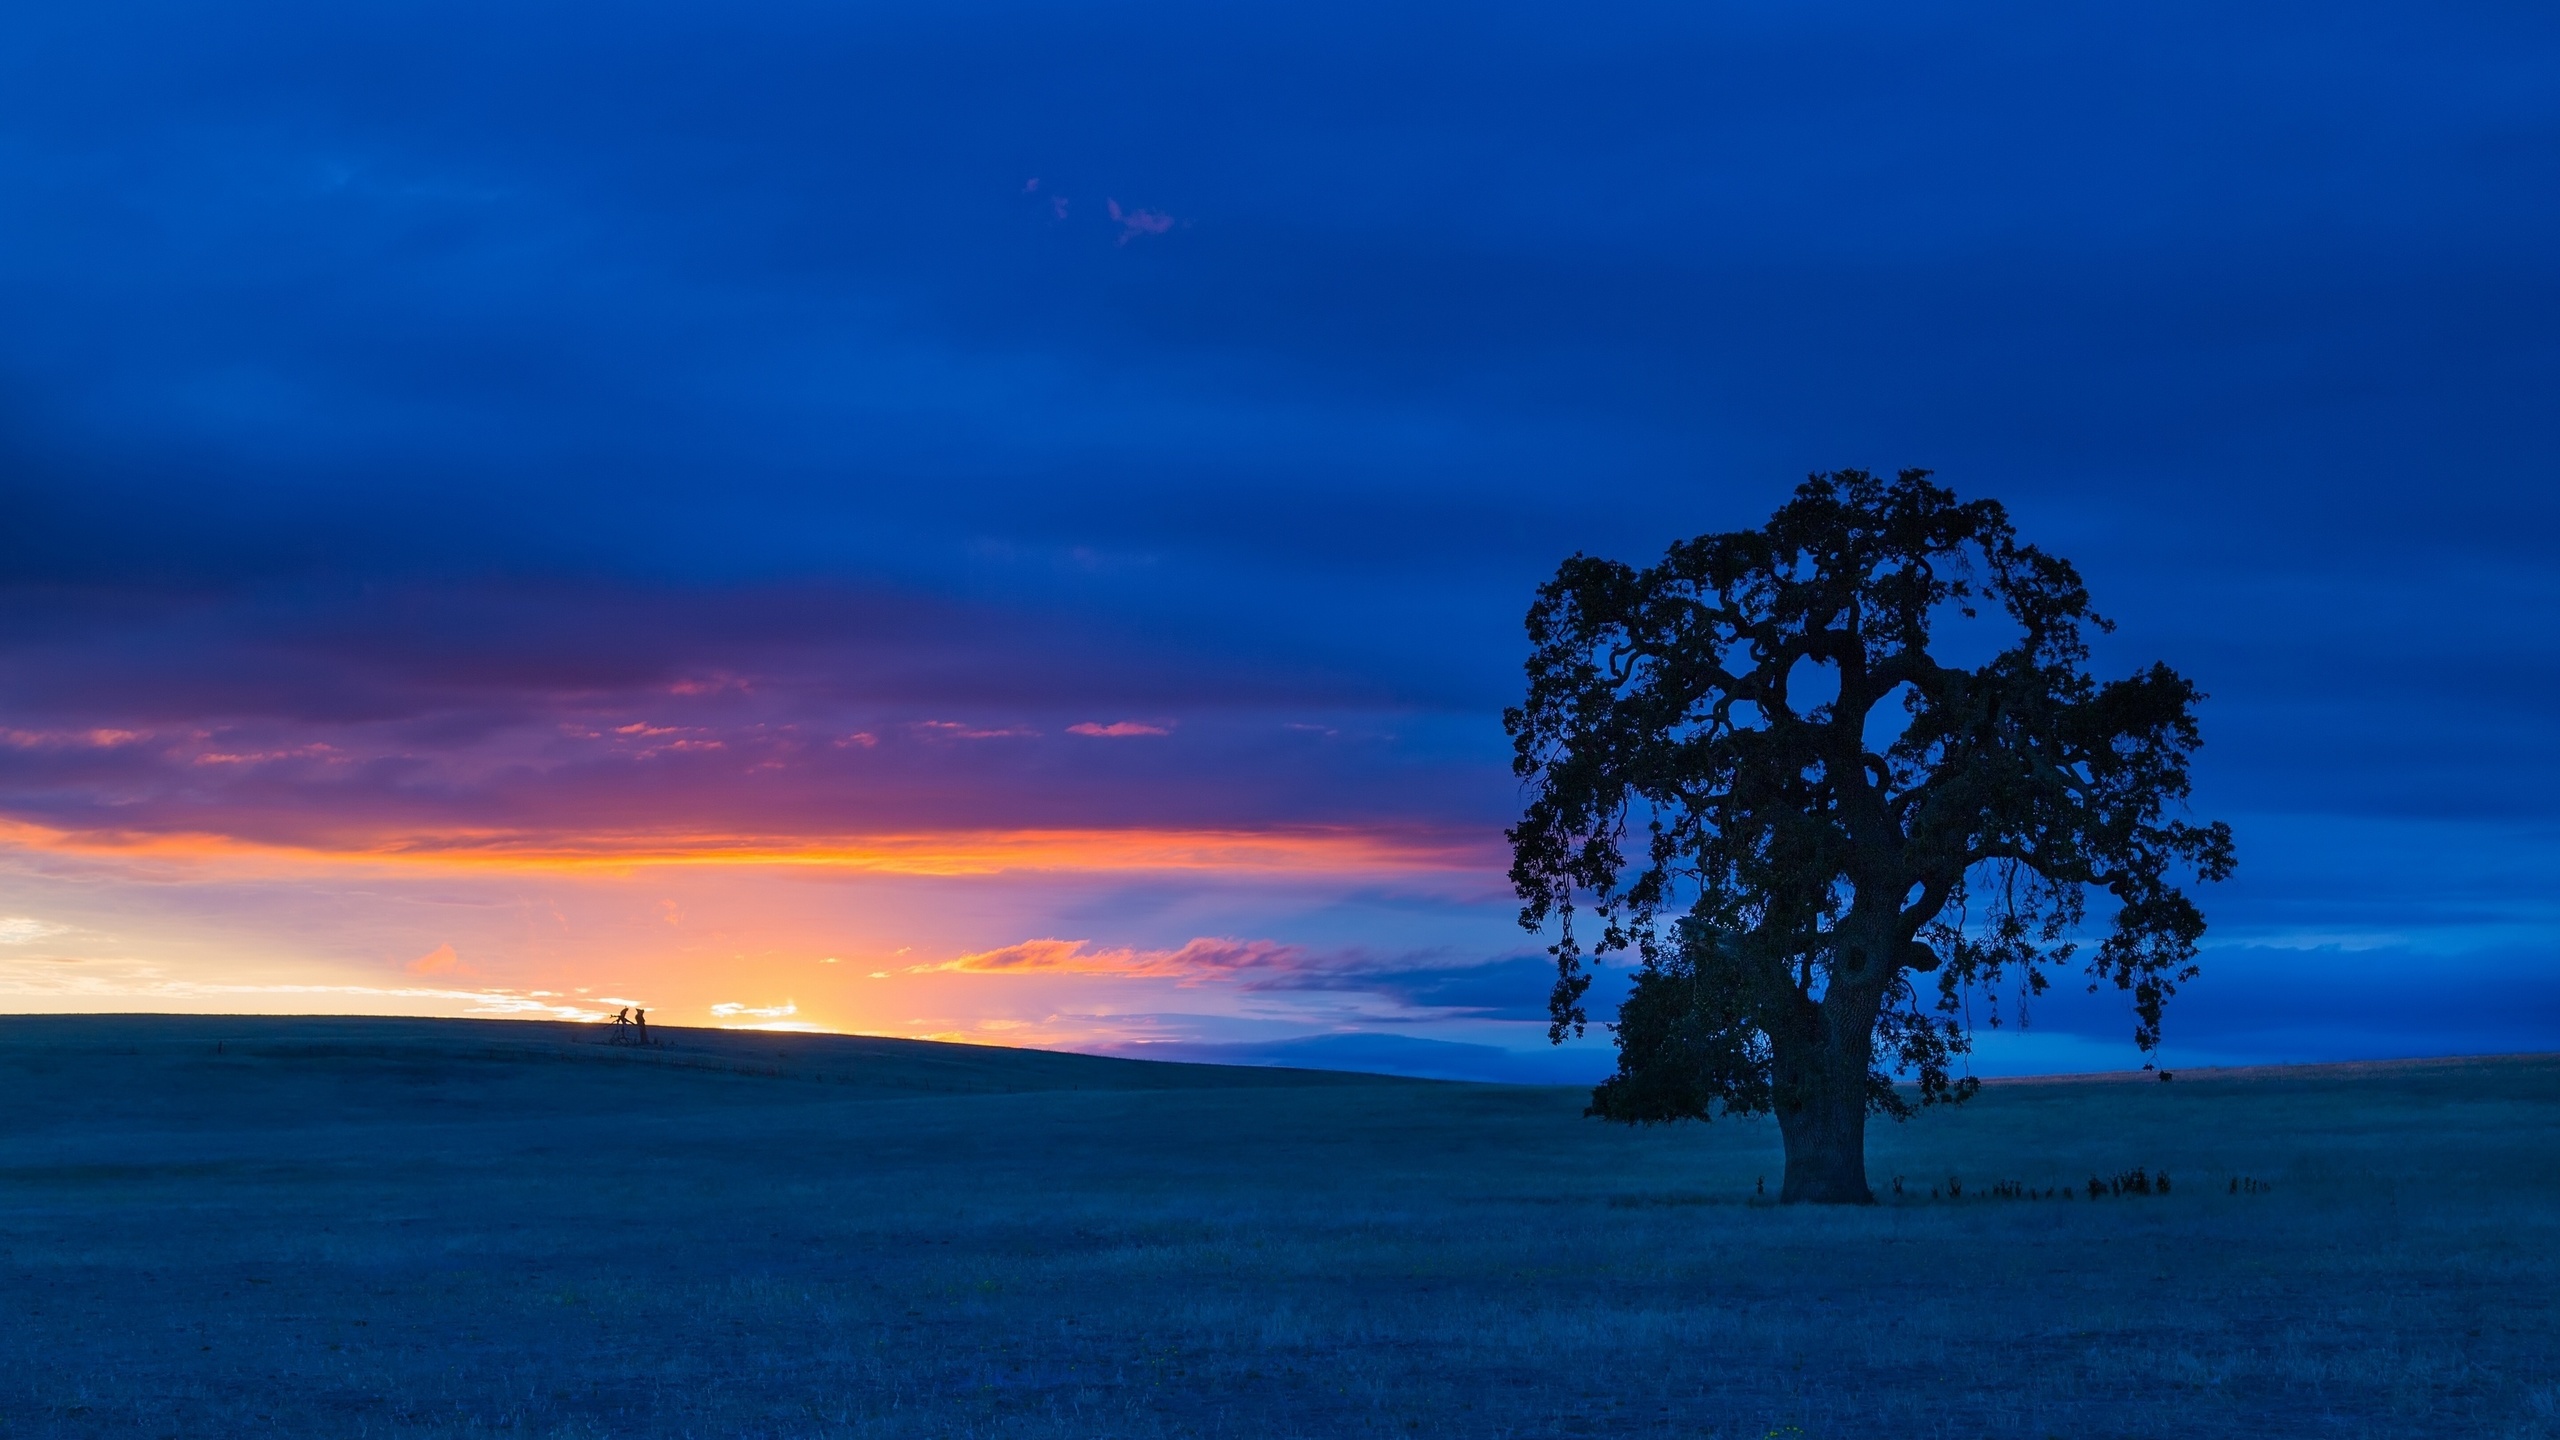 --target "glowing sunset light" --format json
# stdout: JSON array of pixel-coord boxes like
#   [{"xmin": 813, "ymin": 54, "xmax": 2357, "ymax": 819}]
[
  {"xmin": 0, "ymin": 819, "xmax": 1497, "ymax": 879},
  {"xmin": 0, "ymin": 0, "xmax": 2552, "ymax": 1083}
]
